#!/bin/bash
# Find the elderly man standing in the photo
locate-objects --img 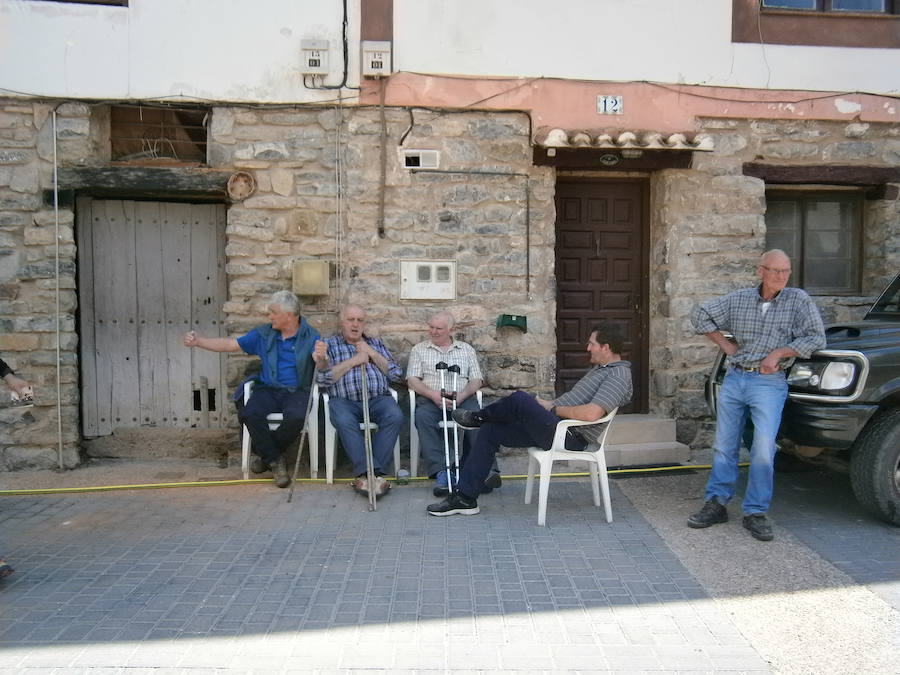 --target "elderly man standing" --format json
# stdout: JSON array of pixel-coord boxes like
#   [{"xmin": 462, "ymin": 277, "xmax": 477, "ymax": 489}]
[
  {"xmin": 184, "ymin": 290, "xmax": 319, "ymax": 488},
  {"xmin": 688, "ymin": 249, "xmax": 825, "ymax": 541},
  {"xmin": 407, "ymin": 311, "xmax": 501, "ymax": 497},
  {"xmin": 314, "ymin": 304, "xmax": 404, "ymax": 499}
]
